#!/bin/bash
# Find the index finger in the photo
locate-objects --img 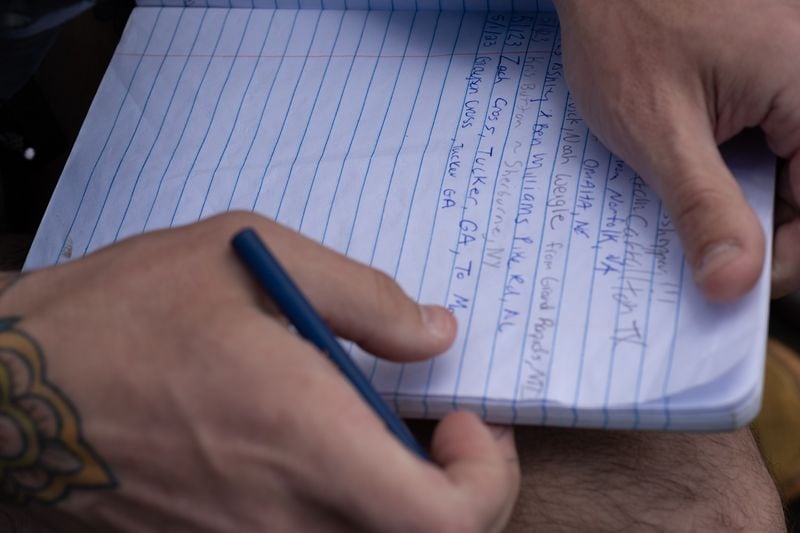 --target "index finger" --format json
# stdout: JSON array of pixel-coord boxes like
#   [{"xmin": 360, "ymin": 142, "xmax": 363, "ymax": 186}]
[{"xmin": 198, "ymin": 212, "xmax": 457, "ymax": 362}]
